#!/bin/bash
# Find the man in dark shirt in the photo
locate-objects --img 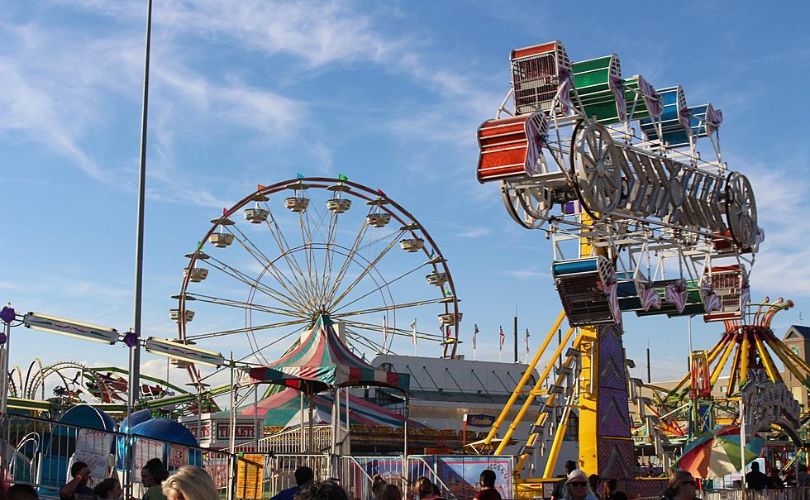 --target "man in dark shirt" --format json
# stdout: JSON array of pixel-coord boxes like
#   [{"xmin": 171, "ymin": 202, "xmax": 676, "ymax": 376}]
[
  {"xmin": 60, "ymin": 462, "xmax": 94, "ymax": 500},
  {"xmin": 270, "ymin": 466, "xmax": 314, "ymax": 500},
  {"xmin": 473, "ymin": 470, "xmax": 501, "ymax": 500},
  {"xmin": 745, "ymin": 462, "xmax": 768, "ymax": 491},
  {"xmin": 551, "ymin": 460, "xmax": 578, "ymax": 500}
]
